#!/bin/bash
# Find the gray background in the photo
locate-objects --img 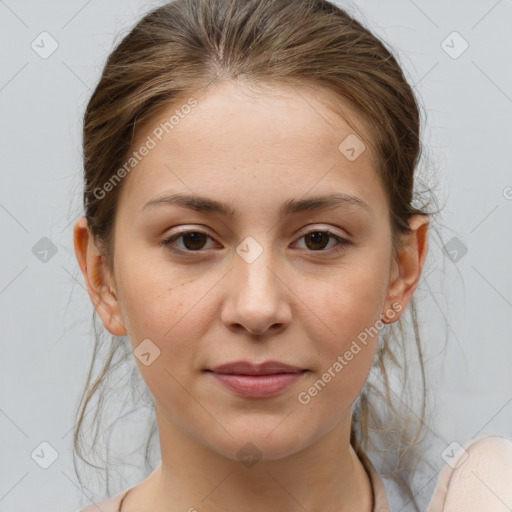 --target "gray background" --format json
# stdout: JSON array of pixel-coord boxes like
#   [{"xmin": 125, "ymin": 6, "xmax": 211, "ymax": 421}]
[{"xmin": 1, "ymin": 0, "xmax": 511, "ymax": 510}]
